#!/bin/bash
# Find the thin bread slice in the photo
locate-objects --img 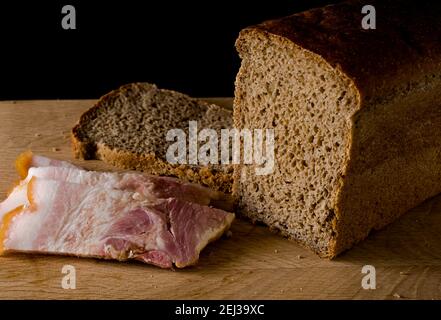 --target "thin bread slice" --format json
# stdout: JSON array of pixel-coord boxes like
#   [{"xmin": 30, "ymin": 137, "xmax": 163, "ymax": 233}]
[{"xmin": 72, "ymin": 83, "xmax": 233, "ymax": 193}]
